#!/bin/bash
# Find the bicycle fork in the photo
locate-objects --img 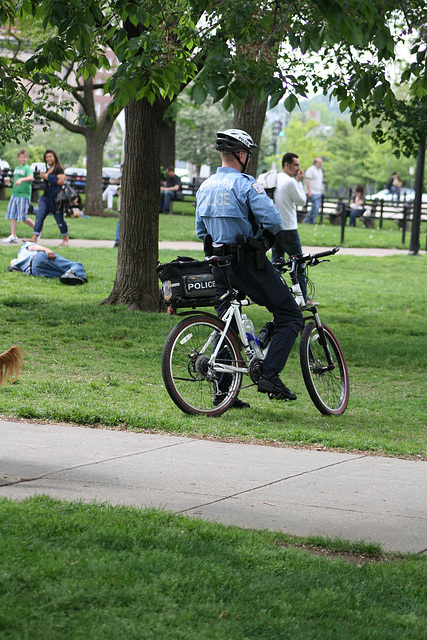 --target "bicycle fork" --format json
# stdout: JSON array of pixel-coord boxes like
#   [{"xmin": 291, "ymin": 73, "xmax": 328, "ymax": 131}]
[{"xmin": 307, "ymin": 309, "xmax": 335, "ymax": 370}]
